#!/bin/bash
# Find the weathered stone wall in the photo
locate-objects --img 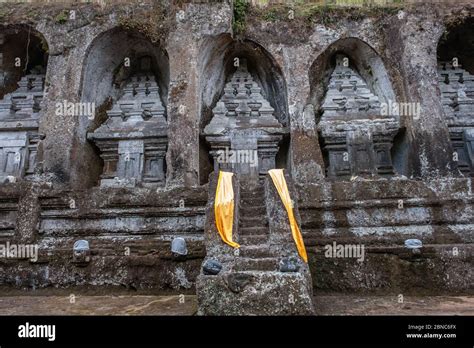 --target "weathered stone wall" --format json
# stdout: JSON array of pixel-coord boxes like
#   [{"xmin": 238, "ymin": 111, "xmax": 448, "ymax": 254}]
[
  {"xmin": 0, "ymin": 0, "xmax": 472, "ymax": 293},
  {"xmin": 0, "ymin": 182, "xmax": 207, "ymax": 289},
  {"xmin": 298, "ymin": 178, "xmax": 473, "ymax": 292}
]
